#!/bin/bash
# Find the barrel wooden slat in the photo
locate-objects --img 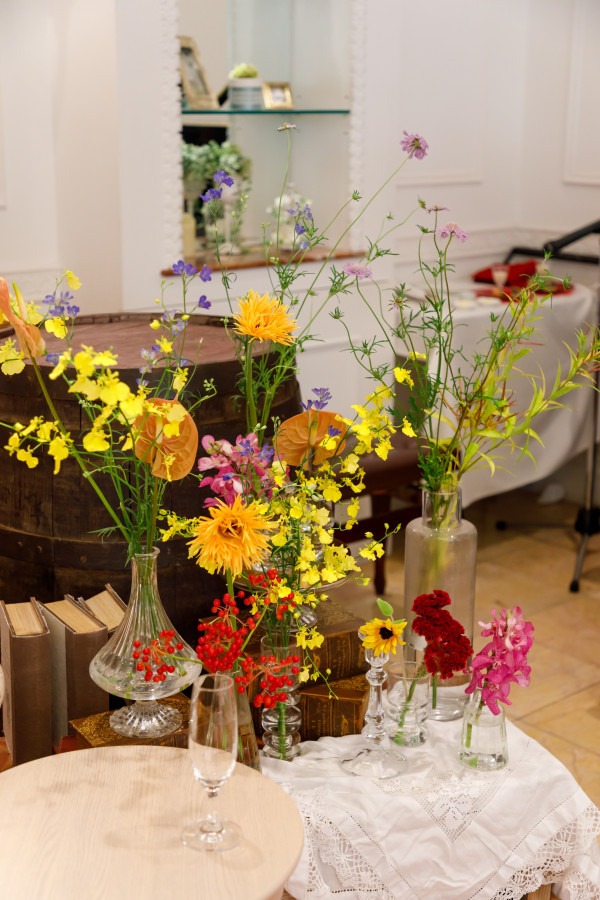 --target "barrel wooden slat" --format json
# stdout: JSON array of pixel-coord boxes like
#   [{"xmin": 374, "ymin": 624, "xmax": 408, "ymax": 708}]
[{"xmin": 0, "ymin": 314, "xmax": 301, "ymax": 641}]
